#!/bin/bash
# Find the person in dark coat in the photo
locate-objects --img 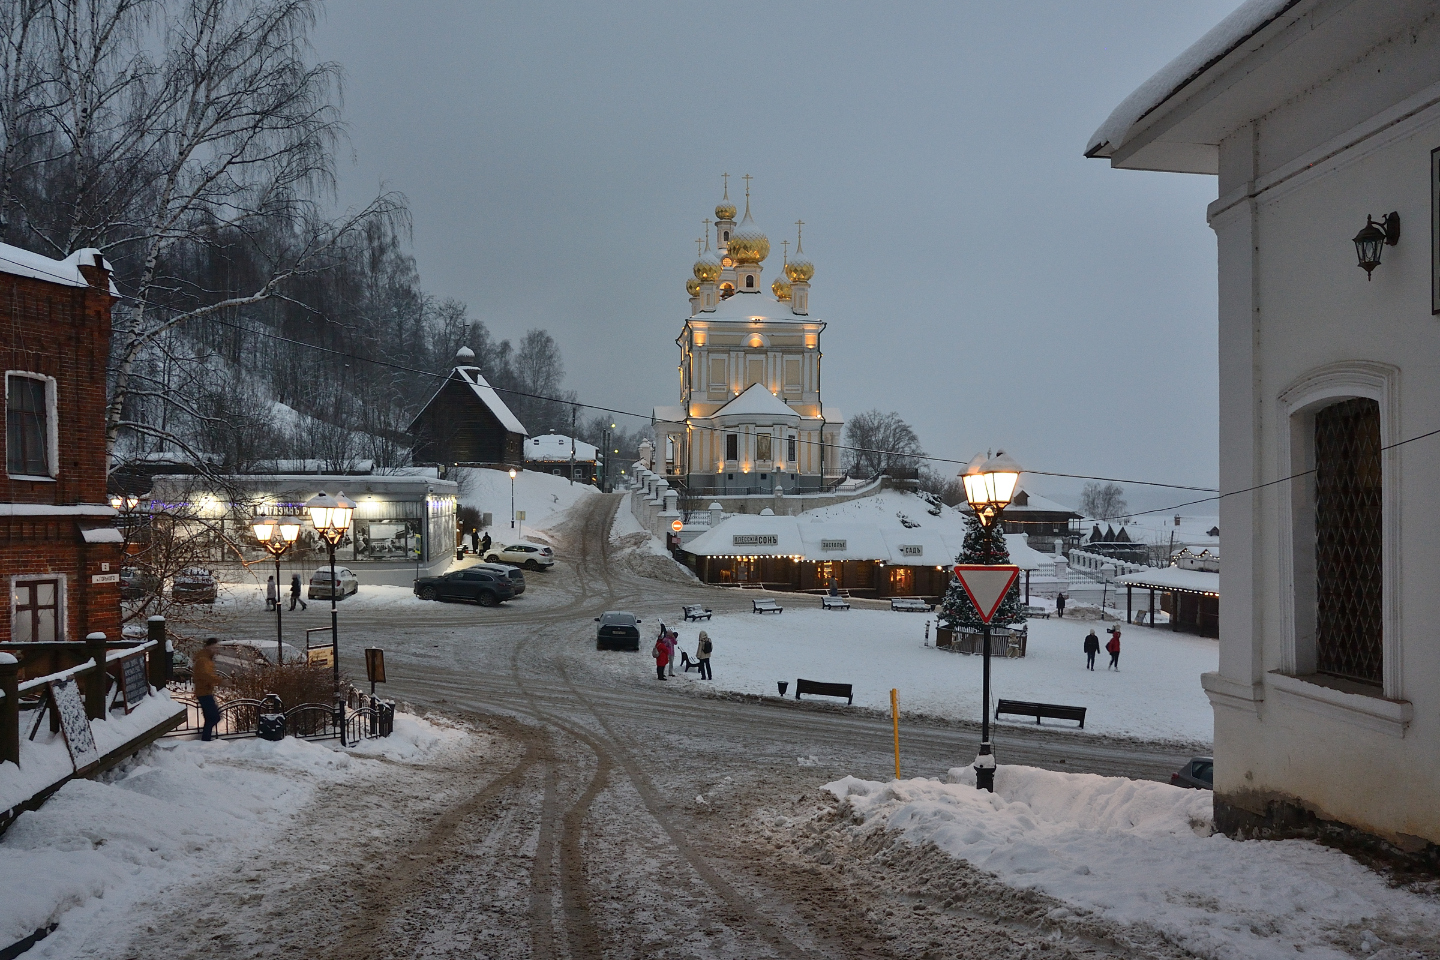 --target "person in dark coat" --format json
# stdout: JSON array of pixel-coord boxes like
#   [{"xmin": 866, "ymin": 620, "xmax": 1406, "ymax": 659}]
[
  {"xmin": 1083, "ymin": 629, "xmax": 1100, "ymax": 670},
  {"xmin": 1056, "ymin": 593, "xmax": 1067, "ymax": 618},
  {"xmin": 289, "ymin": 574, "xmax": 307, "ymax": 611},
  {"xmin": 1106, "ymin": 625, "xmax": 1122, "ymax": 670},
  {"xmin": 696, "ymin": 629, "xmax": 713, "ymax": 680},
  {"xmin": 265, "ymin": 575, "xmax": 278, "ymax": 611},
  {"xmin": 480, "ymin": 532, "xmax": 492, "ymax": 554}
]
